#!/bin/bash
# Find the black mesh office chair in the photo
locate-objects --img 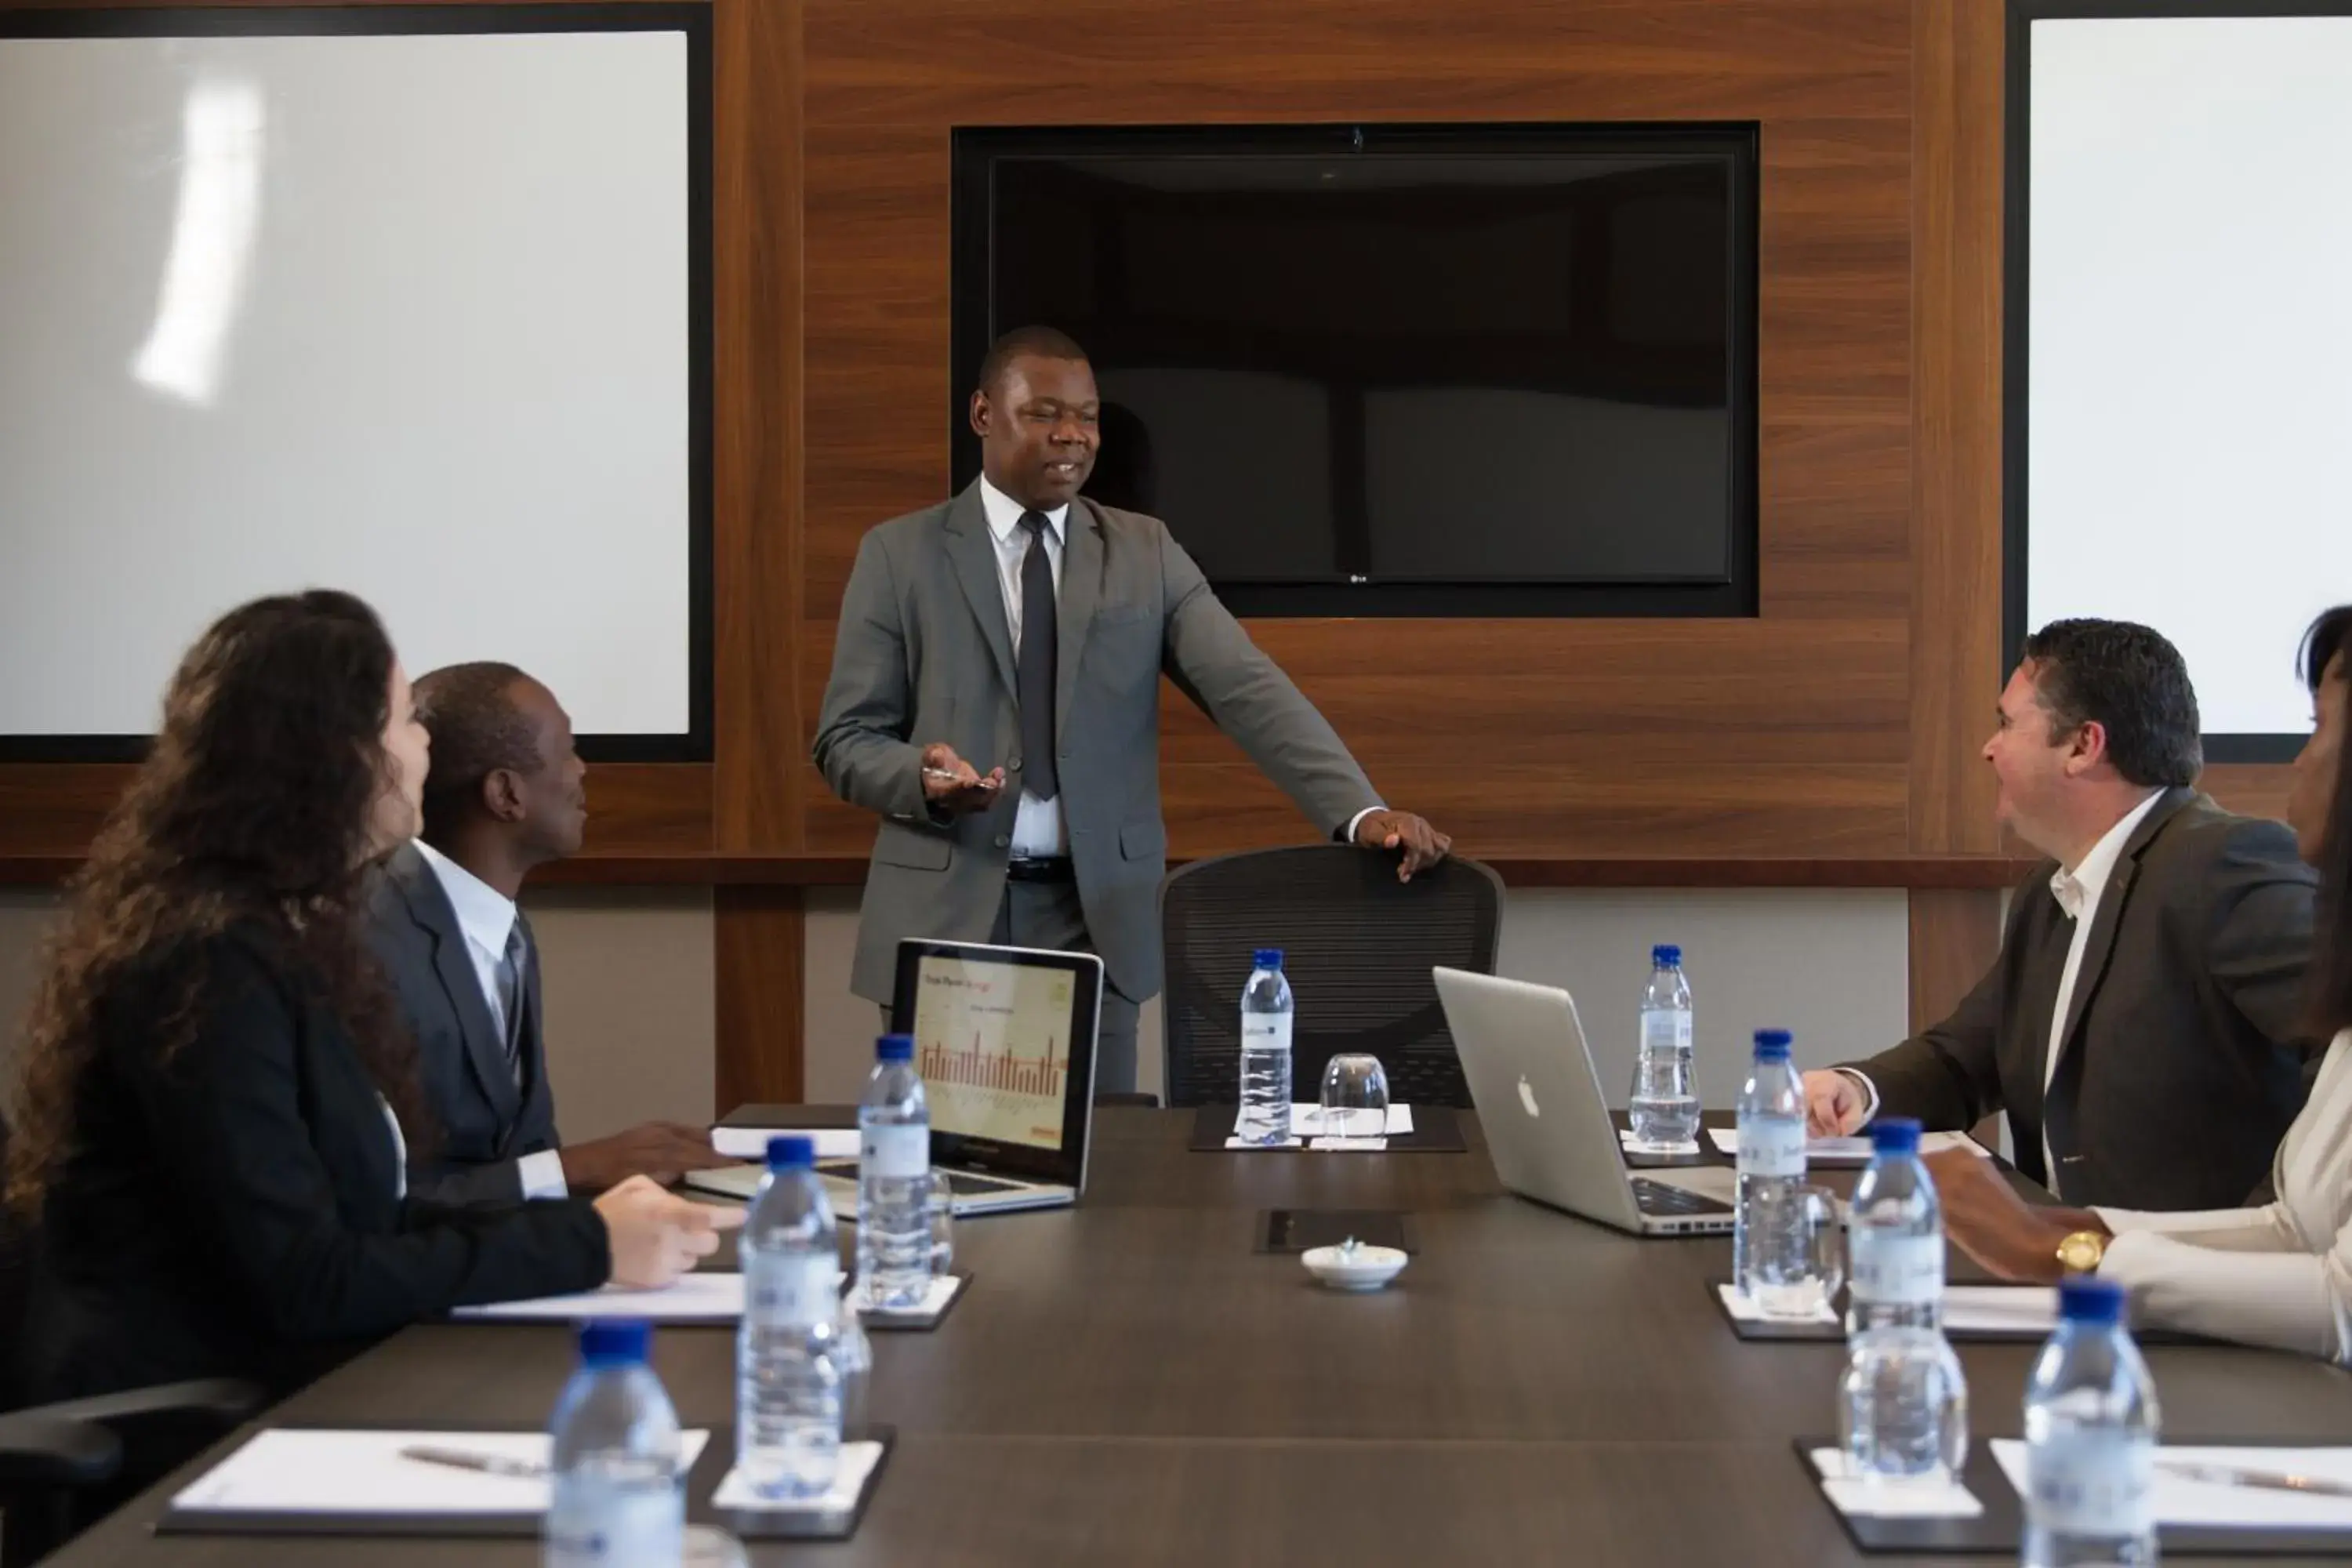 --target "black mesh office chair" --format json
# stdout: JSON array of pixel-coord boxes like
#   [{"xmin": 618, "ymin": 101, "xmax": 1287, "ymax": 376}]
[
  {"xmin": 0, "ymin": 1109, "xmax": 262, "ymax": 1566},
  {"xmin": 1158, "ymin": 845, "xmax": 1504, "ymax": 1109}
]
